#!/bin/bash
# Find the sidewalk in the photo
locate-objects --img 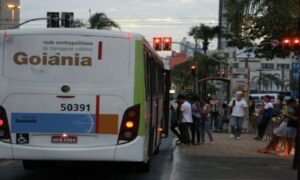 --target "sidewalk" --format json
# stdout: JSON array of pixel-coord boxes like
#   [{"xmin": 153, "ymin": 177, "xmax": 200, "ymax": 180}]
[{"xmin": 170, "ymin": 133, "xmax": 297, "ymax": 180}]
